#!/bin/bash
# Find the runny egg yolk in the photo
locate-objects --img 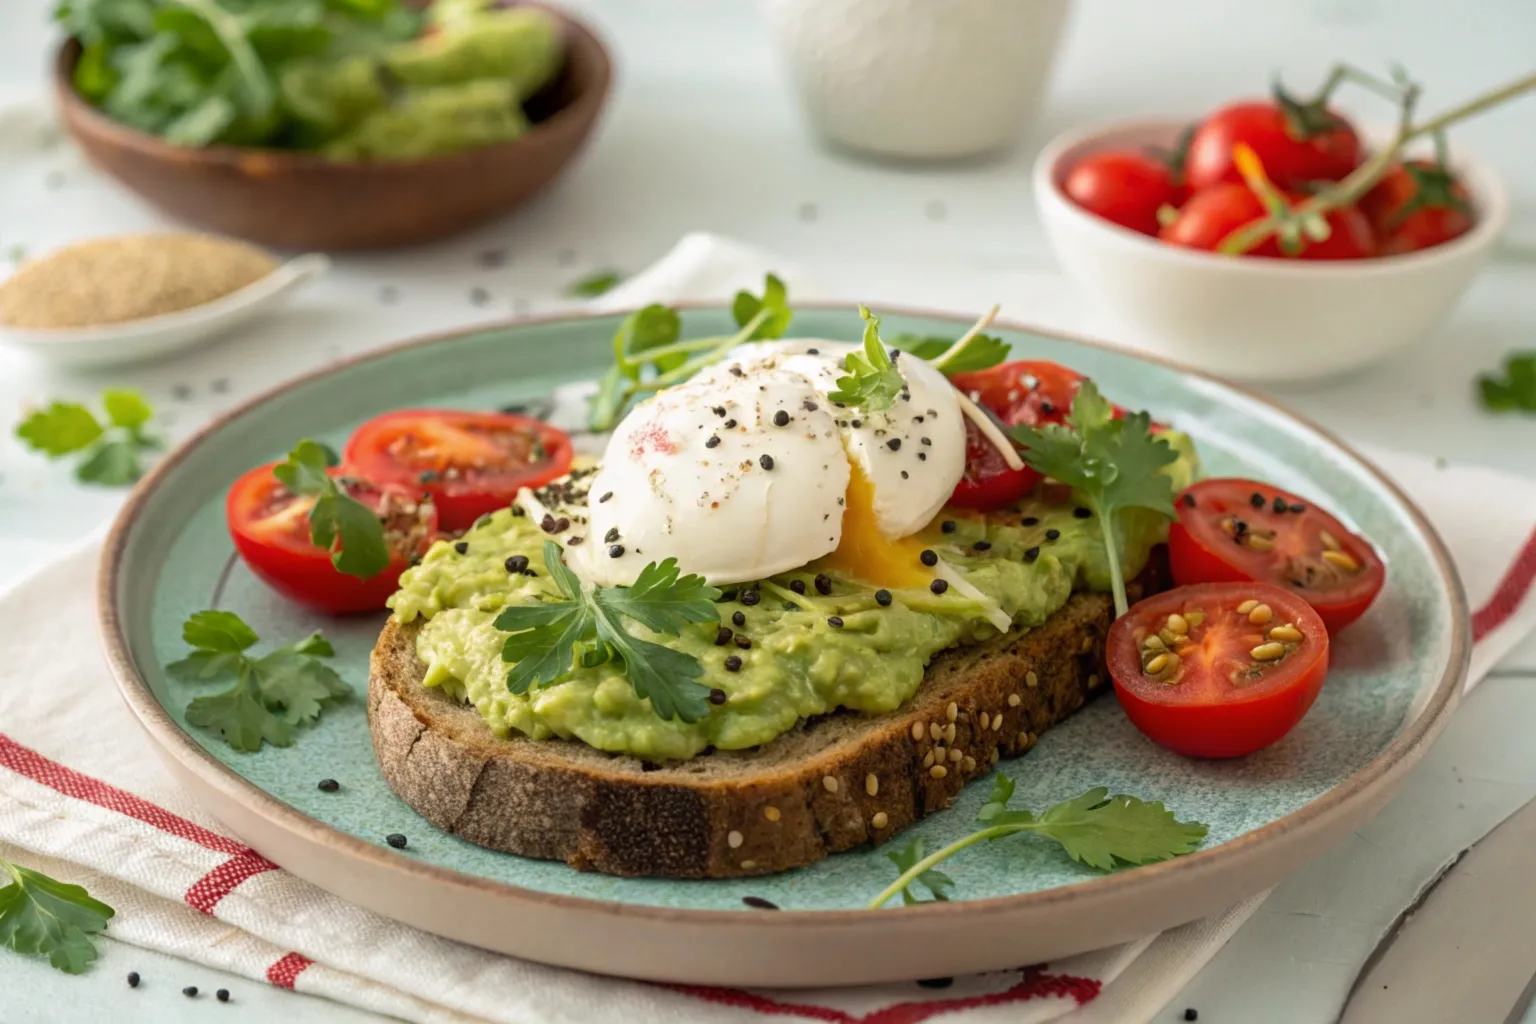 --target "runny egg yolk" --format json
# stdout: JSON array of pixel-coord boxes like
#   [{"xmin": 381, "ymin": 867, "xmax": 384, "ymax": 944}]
[{"xmin": 820, "ymin": 459, "xmax": 934, "ymax": 589}]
